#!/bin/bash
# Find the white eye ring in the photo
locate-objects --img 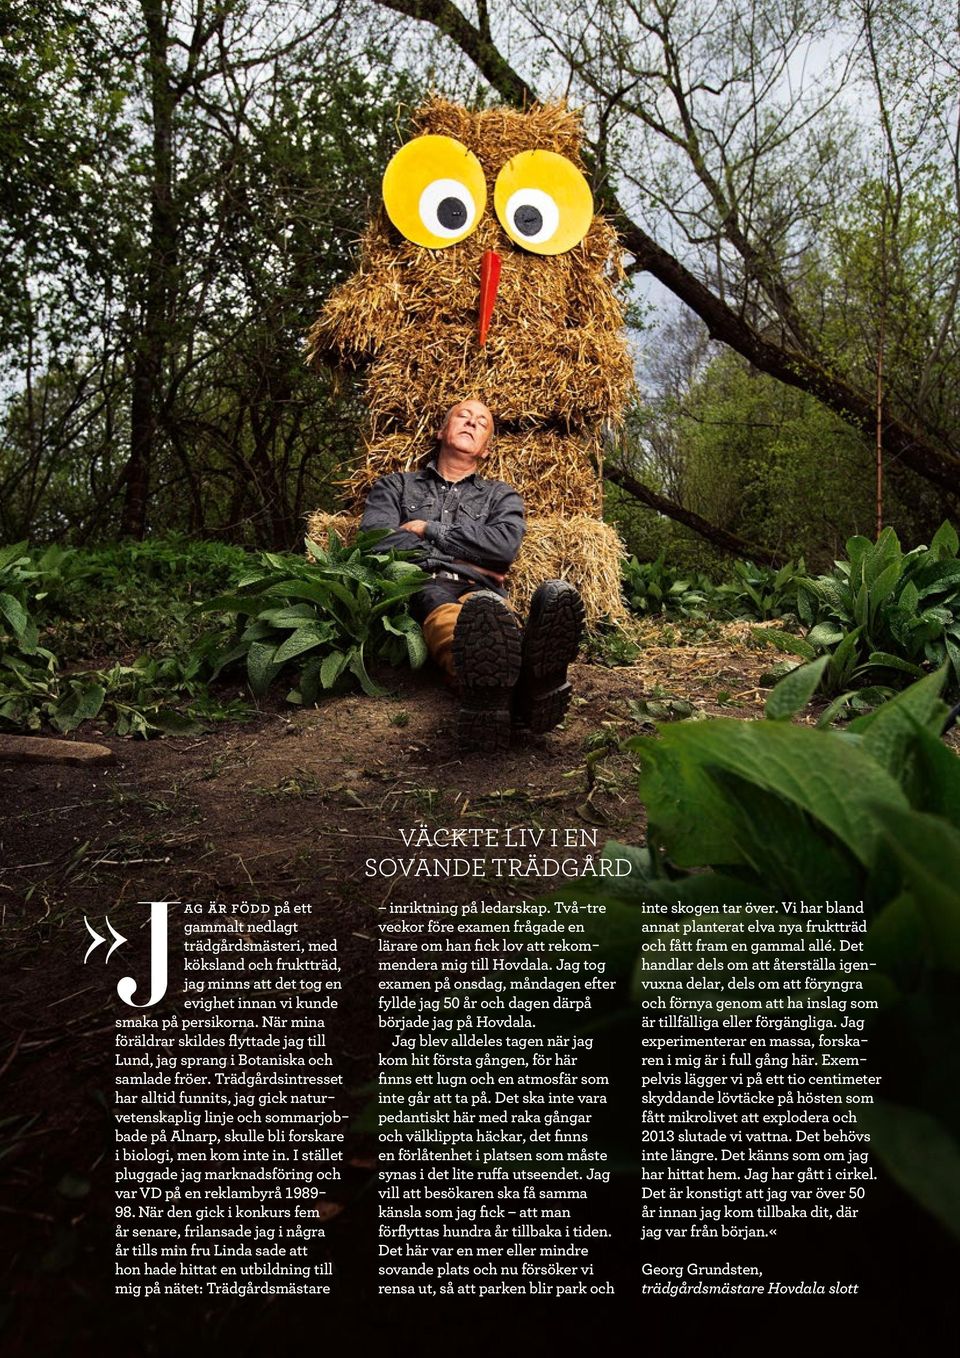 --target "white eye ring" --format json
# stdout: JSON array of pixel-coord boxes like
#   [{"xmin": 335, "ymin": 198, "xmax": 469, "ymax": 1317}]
[
  {"xmin": 504, "ymin": 187, "xmax": 560, "ymax": 245},
  {"xmin": 418, "ymin": 178, "xmax": 477, "ymax": 240}
]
